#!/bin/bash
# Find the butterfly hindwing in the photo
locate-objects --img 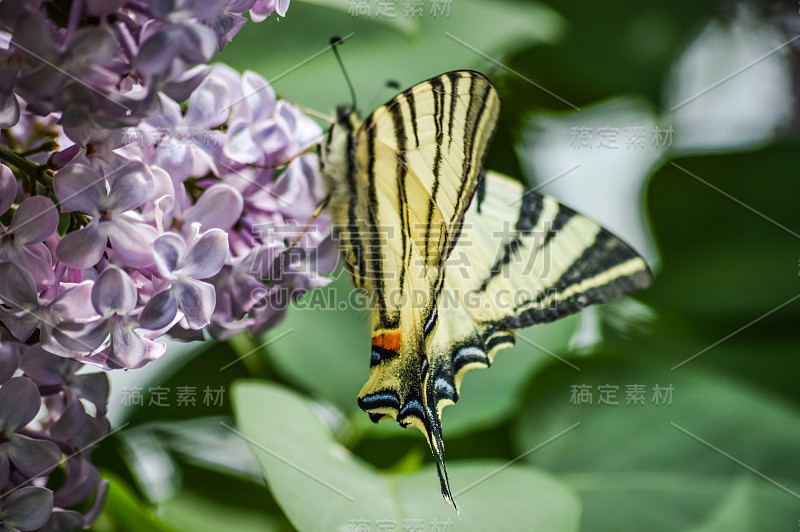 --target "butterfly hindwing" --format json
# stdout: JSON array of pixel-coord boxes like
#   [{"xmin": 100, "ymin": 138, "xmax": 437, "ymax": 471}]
[{"xmin": 427, "ymin": 171, "xmax": 653, "ymax": 420}]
